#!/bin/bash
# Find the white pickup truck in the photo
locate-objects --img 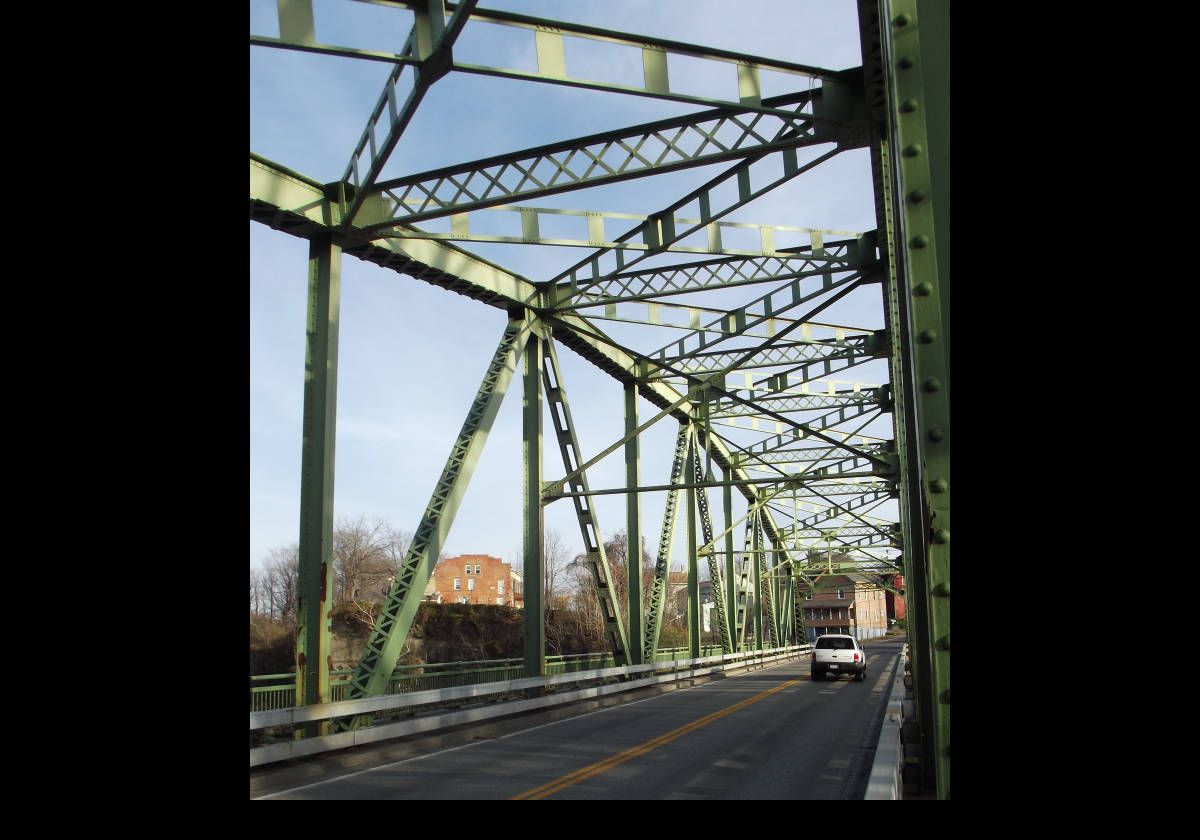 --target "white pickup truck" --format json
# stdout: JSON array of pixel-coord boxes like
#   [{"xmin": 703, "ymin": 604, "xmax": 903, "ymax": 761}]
[{"xmin": 810, "ymin": 634, "xmax": 868, "ymax": 681}]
